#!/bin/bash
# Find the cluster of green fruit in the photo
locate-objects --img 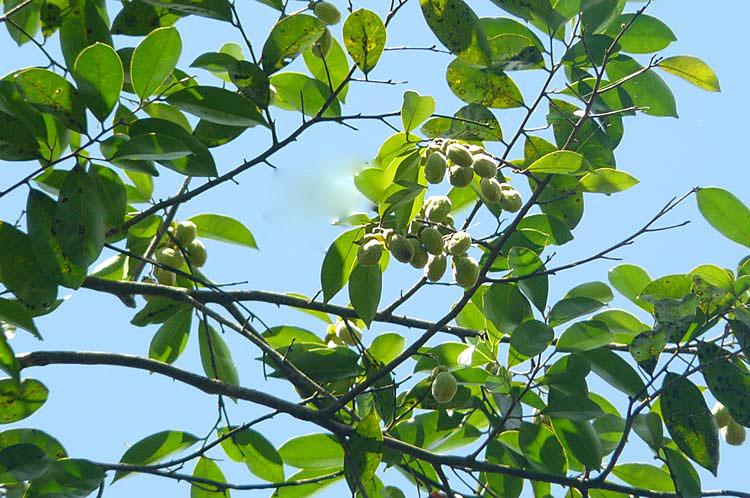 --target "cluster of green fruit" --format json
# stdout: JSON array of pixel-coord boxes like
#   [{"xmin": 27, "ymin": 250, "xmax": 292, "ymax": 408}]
[
  {"xmin": 422, "ymin": 139, "xmax": 523, "ymax": 212},
  {"xmin": 149, "ymin": 221, "xmax": 208, "ymax": 286},
  {"xmin": 356, "ymin": 212, "xmax": 481, "ymax": 289},
  {"xmin": 713, "ymin": 402, "xmax": 746, "ymax": 446},
  {"xmin": 431, "ymin": 366, "xmax": 458, "ymax": 404}
]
